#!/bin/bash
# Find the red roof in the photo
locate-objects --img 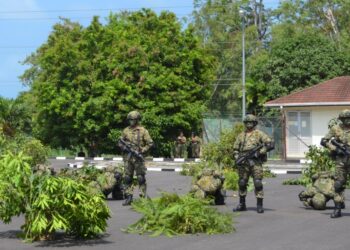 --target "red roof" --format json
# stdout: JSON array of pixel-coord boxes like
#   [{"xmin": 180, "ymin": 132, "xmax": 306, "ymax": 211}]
[{"xmin": 265, "ymin": 76, "xmax": 350, "ymax": 107}]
